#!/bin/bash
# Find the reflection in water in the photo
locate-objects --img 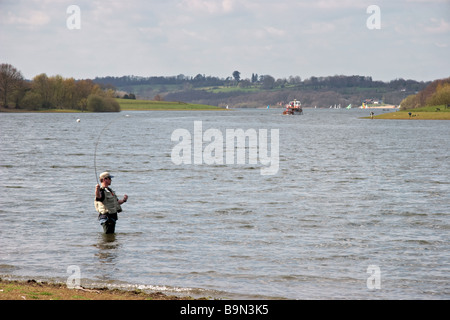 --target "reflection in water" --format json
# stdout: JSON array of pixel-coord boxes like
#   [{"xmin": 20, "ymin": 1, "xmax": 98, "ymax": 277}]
[{"xmin": 94, "ymin": 233, "xmax": 121, "ymax": 280}]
